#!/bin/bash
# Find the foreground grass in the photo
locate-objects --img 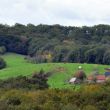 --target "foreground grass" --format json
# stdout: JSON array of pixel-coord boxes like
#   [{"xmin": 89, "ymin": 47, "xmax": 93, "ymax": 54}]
[{"xmin": 0, "ymin": 53, "xmax": 109, "ymax": 88}]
